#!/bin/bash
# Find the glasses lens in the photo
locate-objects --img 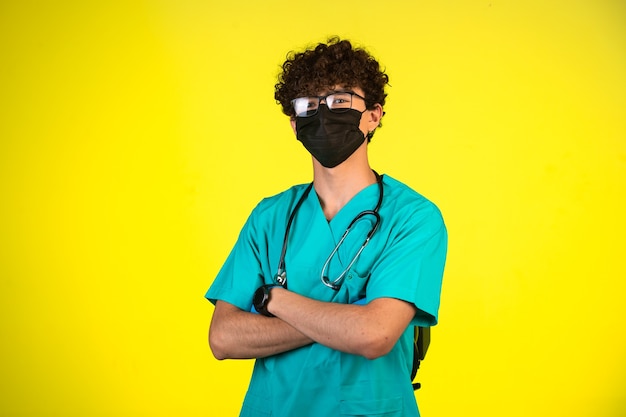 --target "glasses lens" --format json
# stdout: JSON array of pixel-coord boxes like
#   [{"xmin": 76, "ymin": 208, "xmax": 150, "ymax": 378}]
[
  {"xmin": 292, "ymin": 92, "xmax": 361, "ymax": 117},
  {"xmin": 327, "ymin": 92, "xmax": 353, "ymax": 113},
  {"xmin": 293, "ymin": 97, "xmax": 319, "ymax": 117}
]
